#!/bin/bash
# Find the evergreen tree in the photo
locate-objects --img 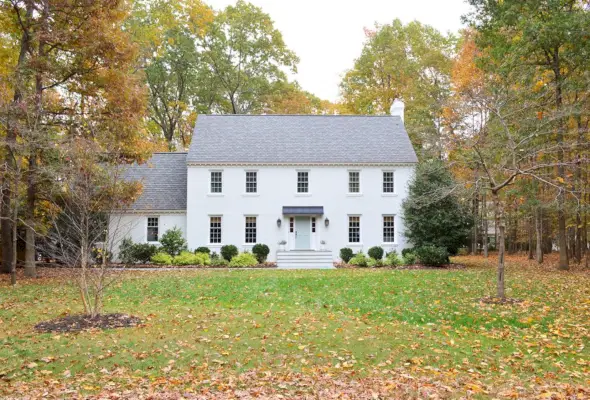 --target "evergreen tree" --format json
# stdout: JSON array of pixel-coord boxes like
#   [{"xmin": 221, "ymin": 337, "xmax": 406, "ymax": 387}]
[{"xmin": 402, "ymin": 160, "xmax": 472, "ymax": 255}]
